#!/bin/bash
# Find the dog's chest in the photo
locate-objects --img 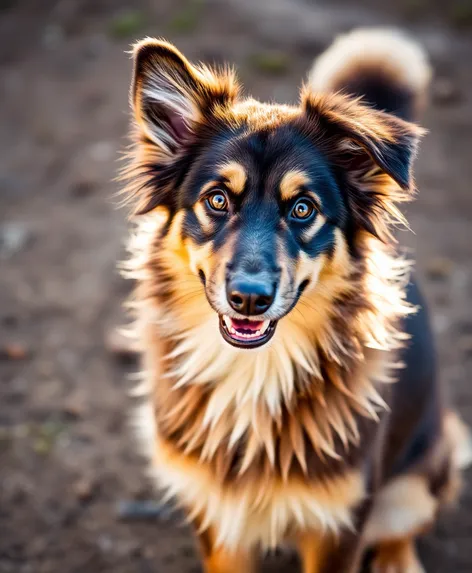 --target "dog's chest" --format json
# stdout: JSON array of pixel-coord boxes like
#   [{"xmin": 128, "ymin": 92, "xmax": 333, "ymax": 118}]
[
  {"xmin": 137, "ymin": 326, "xmax": 384, "ymax": 549},
  {"xmin": 139, "ymin": 378, "xmax": 367, "ymax": 549},
  {"xmin": 152, "ymin": 429, "xmax": 365, "ymax": 549}
]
